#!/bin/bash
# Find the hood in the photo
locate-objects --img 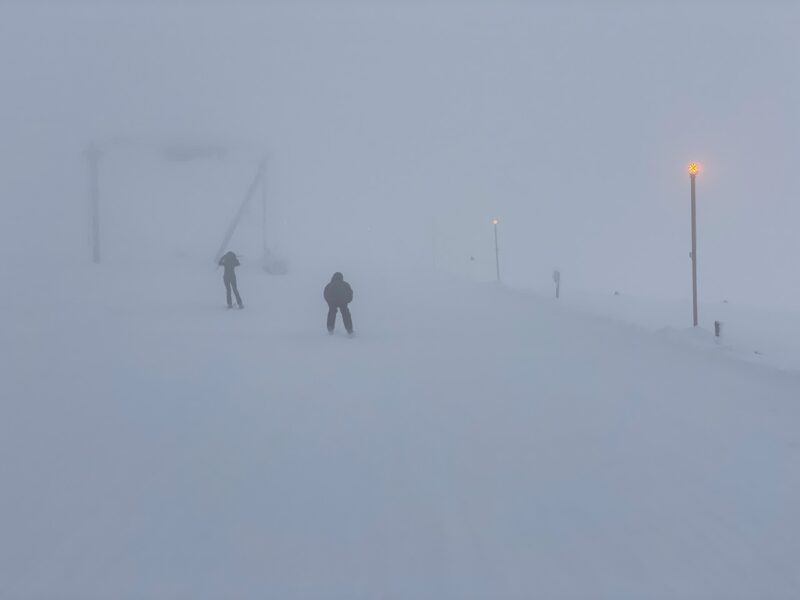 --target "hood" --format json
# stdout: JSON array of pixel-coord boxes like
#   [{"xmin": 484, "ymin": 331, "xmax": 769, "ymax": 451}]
[{"xmin": 331, "ymin": 272, "xmax": 344, "ymax": 282}]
